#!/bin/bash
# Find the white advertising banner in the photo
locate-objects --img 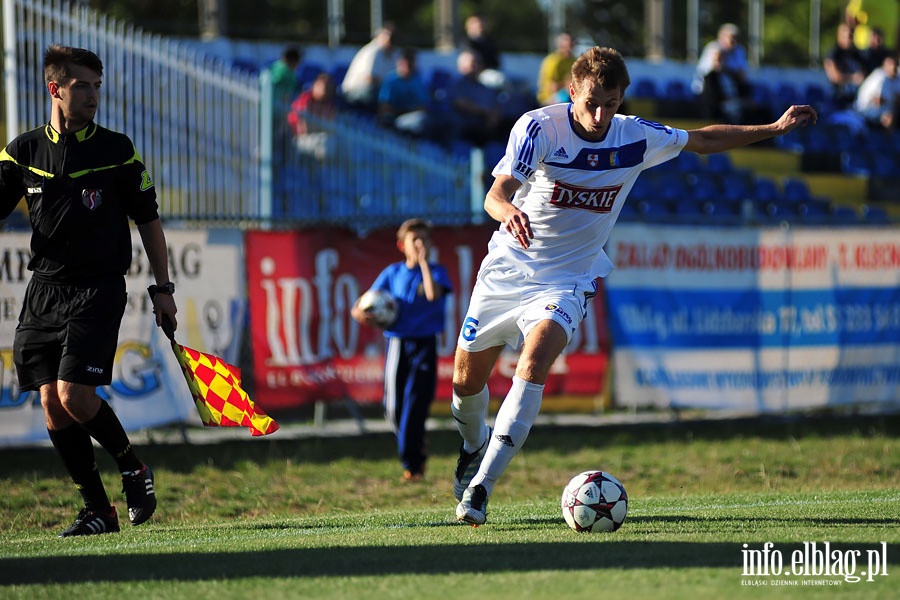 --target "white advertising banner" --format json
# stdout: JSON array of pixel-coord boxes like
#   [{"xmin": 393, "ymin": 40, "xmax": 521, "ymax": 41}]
[
  {"xmin": 0, "ymin": 229, "xmax": 245, "ymax": 446},
  {"xmin": 605, "ymin": 225, "xmax": 900, "ymax": 412}
]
